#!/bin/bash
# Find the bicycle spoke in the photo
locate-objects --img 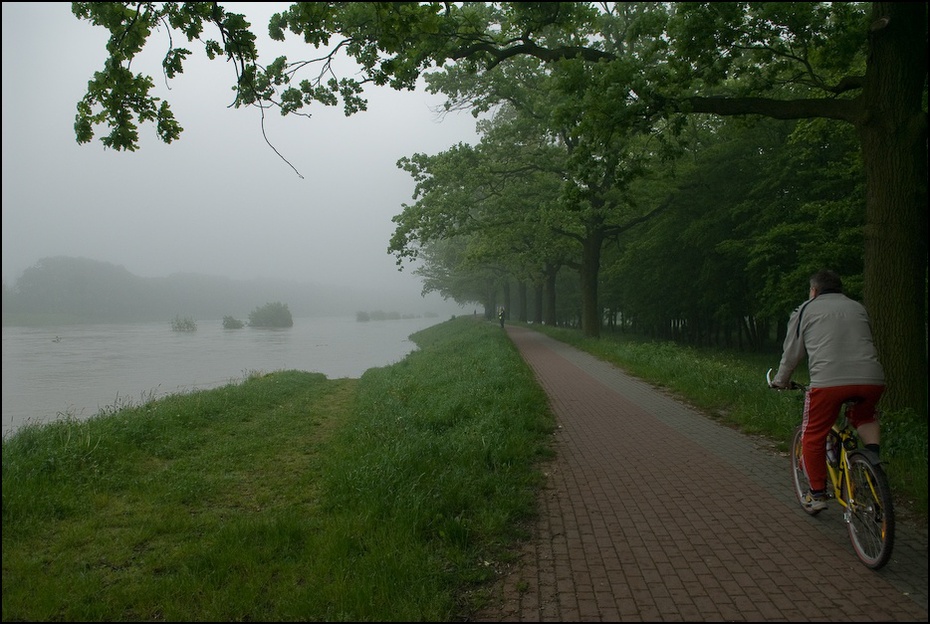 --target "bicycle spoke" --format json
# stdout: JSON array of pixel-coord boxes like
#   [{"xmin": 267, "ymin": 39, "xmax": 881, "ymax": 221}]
[{"xmin": 845, "ymin": 454, "xmax": 894, "ymax": 569}]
